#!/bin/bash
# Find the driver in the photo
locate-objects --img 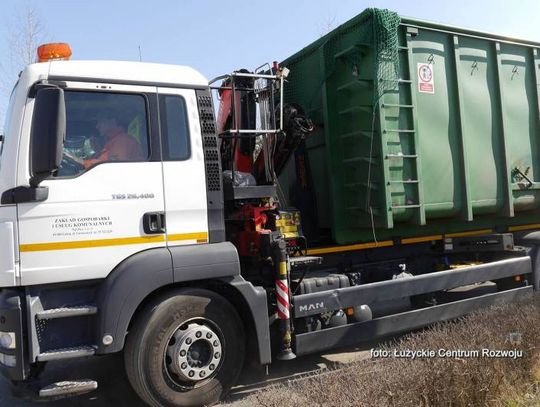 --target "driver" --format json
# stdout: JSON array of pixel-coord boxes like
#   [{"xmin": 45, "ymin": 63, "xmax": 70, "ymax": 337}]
[{"xmin": 83, "ymin": 112, "xmax": 144, "ymax": 168}]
